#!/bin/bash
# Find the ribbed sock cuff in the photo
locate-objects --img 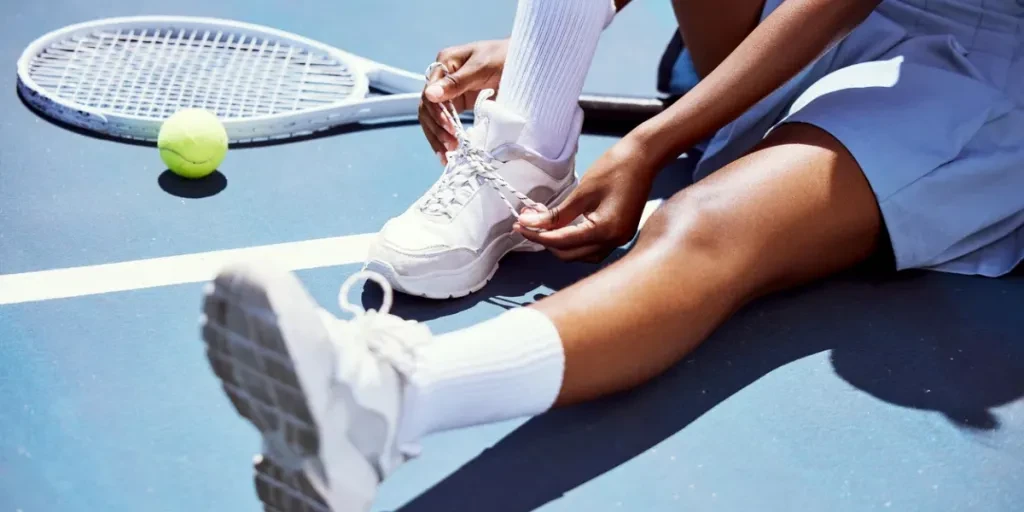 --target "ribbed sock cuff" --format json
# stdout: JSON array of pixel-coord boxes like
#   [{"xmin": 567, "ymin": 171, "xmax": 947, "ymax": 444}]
[
  {"xmin": 396, "ymin": 307, "xmax": 565, "ymax": 444},
  {"xmin": 496, "ymin": 0, "xmax": 612, "ymax": 159}
]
